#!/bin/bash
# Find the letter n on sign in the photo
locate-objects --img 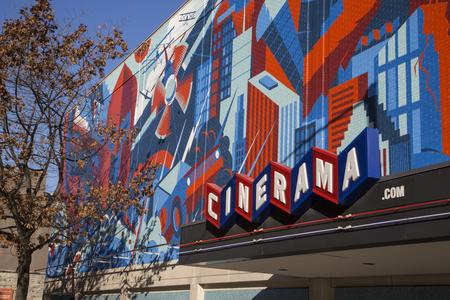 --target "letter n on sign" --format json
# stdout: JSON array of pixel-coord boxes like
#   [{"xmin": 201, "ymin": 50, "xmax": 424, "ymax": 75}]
[{"xmin": 235, "ymin": 174, "xmax": 254, "ymax": 222}]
